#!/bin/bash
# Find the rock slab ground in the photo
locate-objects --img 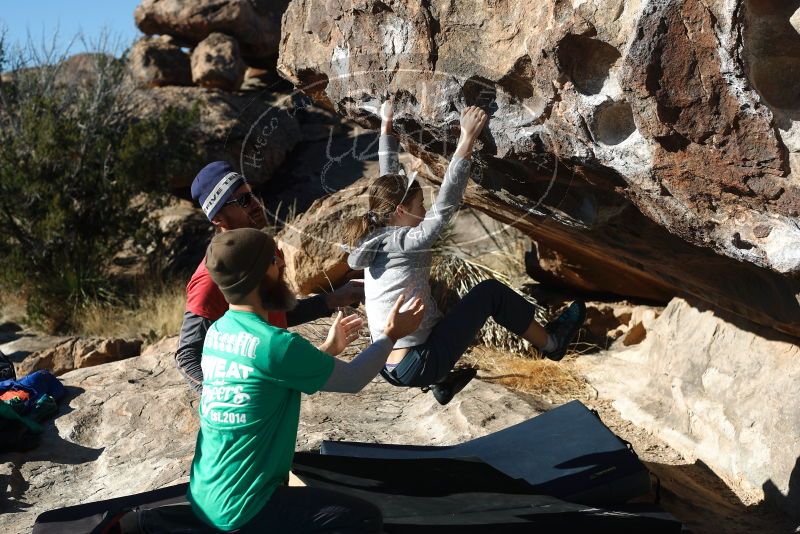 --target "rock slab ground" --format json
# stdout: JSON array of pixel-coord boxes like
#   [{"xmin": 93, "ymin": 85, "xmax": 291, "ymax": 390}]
[
  {"xmin": 2, "ymin": 329, "xmax": 795, "ymax": 534},
  {"xmin": 0, "ymin": 339, "xmax": 538, "ymax": 534}
]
